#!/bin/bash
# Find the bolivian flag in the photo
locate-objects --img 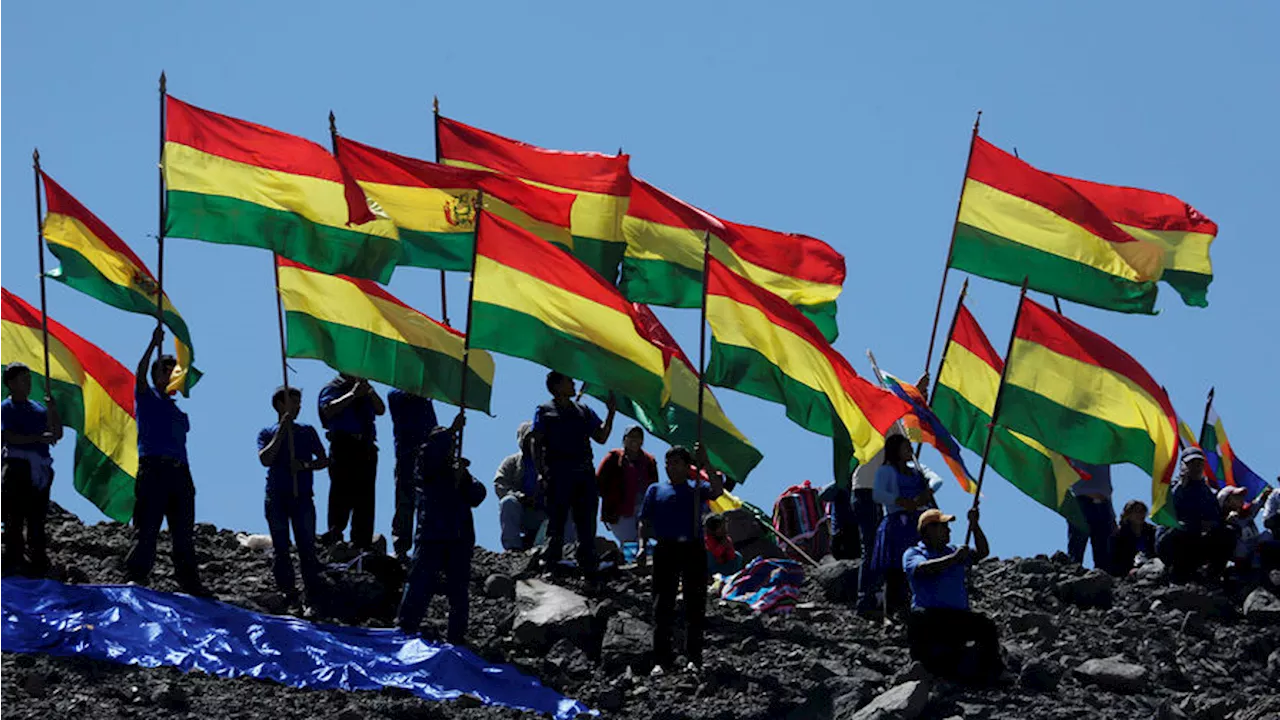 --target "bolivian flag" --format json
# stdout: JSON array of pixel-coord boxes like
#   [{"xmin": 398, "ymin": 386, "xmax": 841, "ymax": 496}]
[
  {"xmin": 1, "ymin": 289, "xmax": 137, "ymax": 522},
  {"xmin": 164, "ymin": 96, "xmax": 400, "ymax": 283},
  {"xmin": 931, "ymin": 302, "xmax": 1087, "ymax": 530},
  {"xmin": 587, "ymin": 303, "xmax": 763, "ymax": 483},
  {"xmin": 704, "ymin": 256, "xmax": 910, "ymax": 478},
  {"xmin": 469, "ymin": 212, "xmax": 665, "ymax": 412},
  {"xmin": 40, "ymin": 172, "xmax": 201, "ymax": 395},
  {"xmin": 437, "ymin": 115, "xmax": 631, "ymax": 282},
  {"xmin": 621, "ymin": 179, "xmax": 846, "ymax": 341},
  {"xmin": 277, "ymin": 258, "xmax": 494, "ymax": 412},
  {"xmin": 953, "ymin": 137, "xmax": 1166, "ymax": 314},
  {"xmin": 1052, "ymin": 173, "xmax": 1218, "ymax": 308},
  {"xmin": 334, "ymin": 135, "xmax": 575, "ymax": 271},
  {"xmin": 1000, "ymin": 297, "xmax": 1179, "ymax": 524}
]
